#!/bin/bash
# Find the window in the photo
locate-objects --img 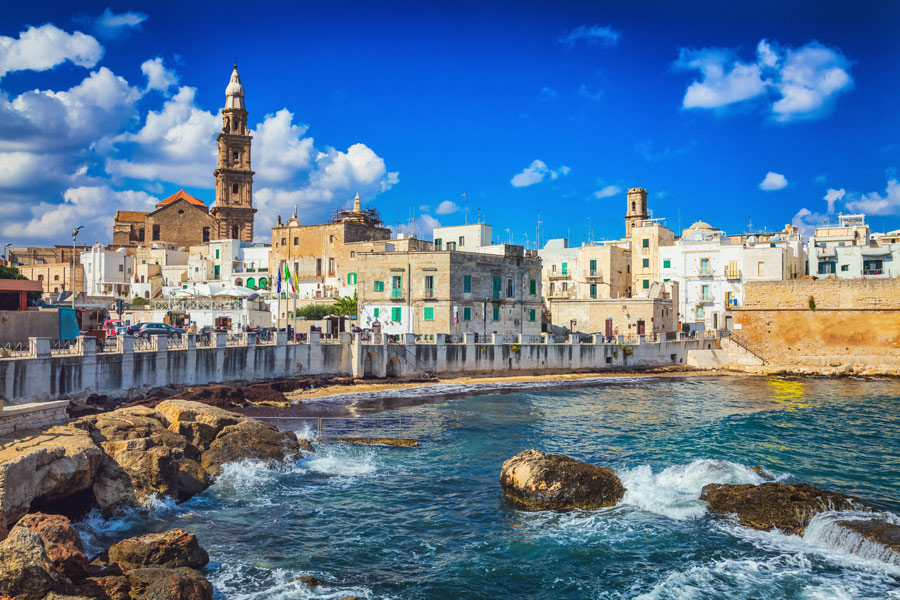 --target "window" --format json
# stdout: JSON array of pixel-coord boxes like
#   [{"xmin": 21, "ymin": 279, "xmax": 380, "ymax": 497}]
[
  {"xmin": 702, "ymin": 284, "xmax": 710, "ymax": 300},
  {"xmin": 347, "ymin": 272, "xmax": 357, "ymax": 285},
  {"xmin": 329, "ymin": 235, "xmax": 335, "ymax": 243},
  {"xmin": 506, "ymin": 277, "xmax": 513, "ymax": 298},
  {"xmin": 642, "ymin": 279, "xmax": 649, "ymax": 289},
  {"xmin": 590, "ymin": 284, "xmax": 597, "ymax": 299},
  {"xmin": 818, "ymin": 262, "xmax": 836, "ymax": 275},
  {"xmin": 435, "ymin": 238, "xmax": 443, "ymax": 250},
  {"xmin": 562, "ymin": 282, "xmax": 568, "ymax": 292},
  {"xmin": 463, "ymin": 307, "xmax": 472, "ymax": 321},
  {"xmin": 459, "ymin": 236, "xmax": 465, "ymax": 247},
  {"xmin": 53, "ymin": 274, "xmax": 59, "ymax": 281},
  {"xmin": 203, "ymin": 227, "xmax": 210, "ymax": 242},
  {"xmin": 328, "ymin": 258, "xmax": 335, "ymax": 274},
  {"xmin": 138, "ymin": 229, "xmax": 145, "ymax": 242},
  {"xmin": 589, "ymin": 259, "xmax": 597, "ymax": 275},
  {"xmin": 214, "ymin": 265, "xmax": 220, "ymax": 278},
  {"xmin": 549, "ymin": 282, "xmax": 555, "ymax": 294},
  {"xmin": 281, "ymin": 237, "xmax": 286, "ymax": 246},
  {"xmin": 447, "ymin": 241, "xmax": 456, "ymax": 251},
  {"xmin": 696, "ymin": 305, "xmax": 705, "ymax": 319},
  {"xmin": 392, "ymin": 275, "xmax": 402, "ymax": 297},
  {"xmin": 232, "ymin": 150, "xmax": 238, "ymax": 161},
  {"xmin": 841, "ymin": 264, "xmax": 849, "ymax": 272},
  {"xmin": 552, "ymin": 264, "xmax": 556, "ymax": 274},
  {"xmin": 492, "ymin": 276, "xmax": 501, "ymax": 299},
  {"xmin": 232, "ymin": 225, "xmax": 239, "ymax": 239},
  {"xmin": 232, "ymin": 183, "xmax": 239, "ymax": 194},
  {"xmin": 529, "ymin": 279, "xmax": 536, "ymax": 295},
  {"xmin": 391, "ymin": 307, "xmax": 402, "ymax": 321},
  {"xmin": 350, "ymin": 251, "xmax": 355, "ymax": 258},
  {"xmin": 700, "ymin": 258, "xmax": 710, "ymax": 275},
  {"xmin": 316, "ymin": 258, "xmax": 322, "ymax": 276},
  {"xmin": 373, "ymin": 280, "xmax": 384, "ymax": 292},
  {"xmin": 464, "ymin": 275, "xmax": 472, "ymax": 293},
  {"xmin": 118, "ymin": 264, "xmax": 124, "ymax": 272},
  {"xmin": 561, "ymin": 262, "xmax": 568, "ymax": 276},
  {"xmin": 728, "ymin": 261, "xmax": 738, "ymax": 278},
  {"xmin": 725, "ymin": 291, "xmax": 733, "ymax": 306},
  {"xmin": 529, "ymin": 309, "xmax": 536, "ymax": 322},
  {"xmin": 215, "ymin": 249, "xmax": 220, "ymax": 259},
  {"xmin": 425, "ymin": 275, "xmax": 434, "ymax": 297},
  {"xmin": 424, "ymin": 307, "xmax": 434, "ymax": 321},
  {"xmin": 293, "ymin": 237, "xmax": 298, "ymax": 246},
  {"xmin": 642, "ymin": 238, "xmax": 650, "ymax": 248},
  {"xmin": 373, "ymin": 308, "xmax": 379, "ymax": 318},
  {"xmin": 492, "ymin": 307, "xmax": 500, "ymax": 321},
  {"xmin": 757, "ymin": 261, "xmax": 765, "ymax": 277},
  {"xmin": 152, "ymin": 224, "xmax": 160, "ymax": 241},
  {"xmin": 663, "ymin": 259, "xmax": 671, "ymax": 269},
  {"xmin": 642, "ymin": 258, "xmax": 649, "ymax": 268}
]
